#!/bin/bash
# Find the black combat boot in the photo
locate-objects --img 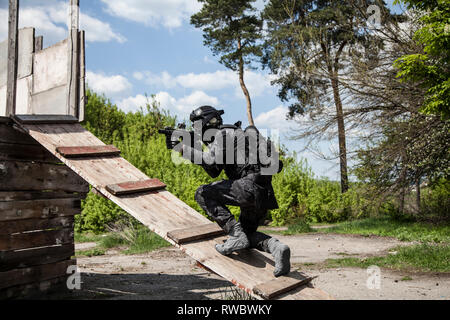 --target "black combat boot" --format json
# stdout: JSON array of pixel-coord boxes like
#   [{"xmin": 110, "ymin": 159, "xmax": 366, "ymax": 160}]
[{"xmin": 215, "ymin": 222, "xmax": 250, "ymax": 255}]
